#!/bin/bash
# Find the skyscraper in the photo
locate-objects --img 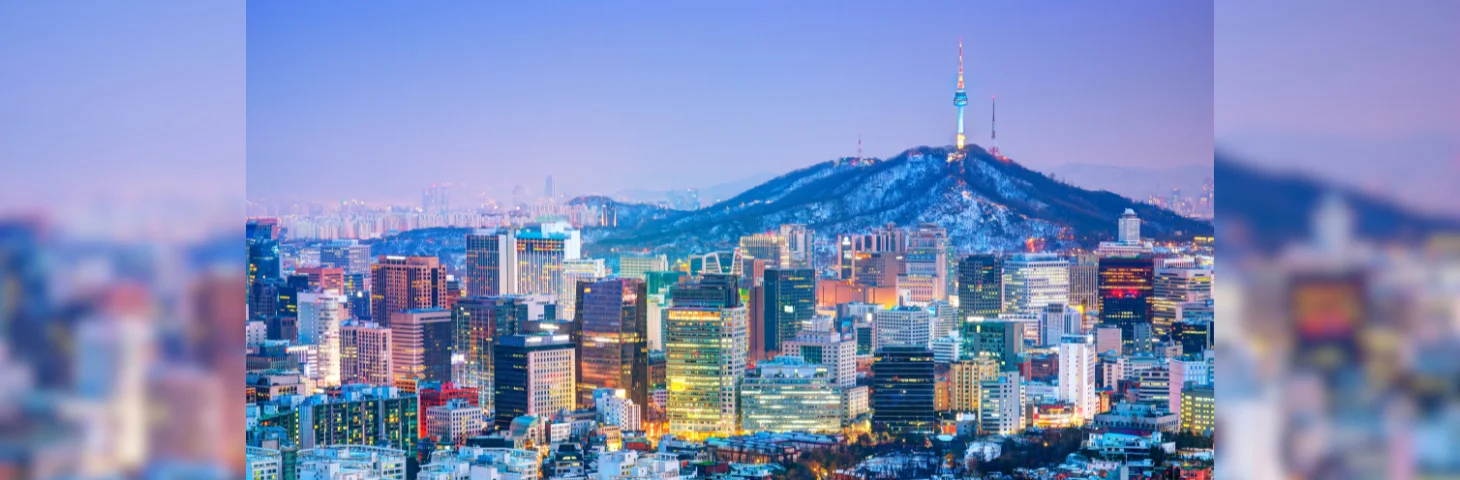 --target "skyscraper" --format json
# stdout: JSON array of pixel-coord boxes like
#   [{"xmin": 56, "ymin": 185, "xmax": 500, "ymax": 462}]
[
  {"xmin": 762, "ymin": 268, "xmax": 815, "ymax": 354},
  {"xmin": 873, "ymin": 305, "xmax": 934, "ymax": 352},
  {"xmin": 738, "ymin": 233, "xmax": 790, "ymax": 269},
  {"xmin": 1118, "ymin": 208, "xmax": 1141, "ymax": 245},
  {"xmin": 871, "ymin": 345, "xmax": 936, "ymax": 435},
  {"xmin": 665, "ymin": 296, "xmax": 747, "ymax": 439},
  {"xmin": 949, "ymin": 357, "xmax": 999, "ymax": 413},
  {"xmin": 513, "ymin": 224, "xmax": 581, "ymax": 296},
  {"xmin": 493, "ymin": 334, "xmax": 576, "ymax": 430},
  {"xmin": 340, "ymin": 320, "xmax": 393, "ymax": 386},
  {"xmin": 1098, "ymin": 256, "xmax": 1155, "ymax": 354},
  {"xmin": 901, "ymin": 224, "xmax": 950, "ymax": 303},
  {"xmin": 837, "ymin": 224, "xmax": 905, "ymax": 282},
  {"xmin": 618, "ymin": 254, "xmax": 668, "ymax": 281},
  {"xmin": 248, "ymin": 218, "xmax": 282, "ymax": 316},
  {"xmin": 464, "ymin": 229, "xmax": 516, "ymax": 297},
  {"xmin": 1039, "ymin": 303, "xmax": 1082, "ymax": 347},
  {"xmin": 318, "ymin": 239, "xmax": 372, "ymax": 276},
  {"xmin": 557, "ymin": 258, "xmax": 606, "ymax": 321},
  {"xmin": 370, "ymin": 256, "xmax": 449, "ymax": 326},
  {"xmin": 389, "ymin": 308, "xmax": 454, "ymax": 384},
  {"xmin": 1001, "ymin": 253, "xmax": 1071, "ymax": 316},
  {"xmin": 978, "ymin": 371, "xmax": 1023, "ymax": 435},
  {"xmin": 1152, "ymin": 261, "xmax": 1213, "ymax": 337},
  {"xmin": 575, "ymin": 278, "xmax": 650, "ymax": 418},
  {"xmin": 298, "ymin": 290, "xmax": 347, "ymax": 389},
  {"xmin": 957, "ymin": 254, "xmax": 1003, "ymax": 321},
  {"xmin": 961, "ymin": 318, "xmax": 1024, "ymax": 369},
  {"xmin": 778, "ymin": 224, "xmax": 814, "ymax": 269},
  {"xmin": 781, "ymin": 330, "xmax": 857, "ymax": 389},
  {"xmin": 453, "ymin": 296, "xmax": 529, "ymax": 412},
  {"xmin": 1058, "ymin": 334, "xmax": 1098, "ymax": 420}
]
